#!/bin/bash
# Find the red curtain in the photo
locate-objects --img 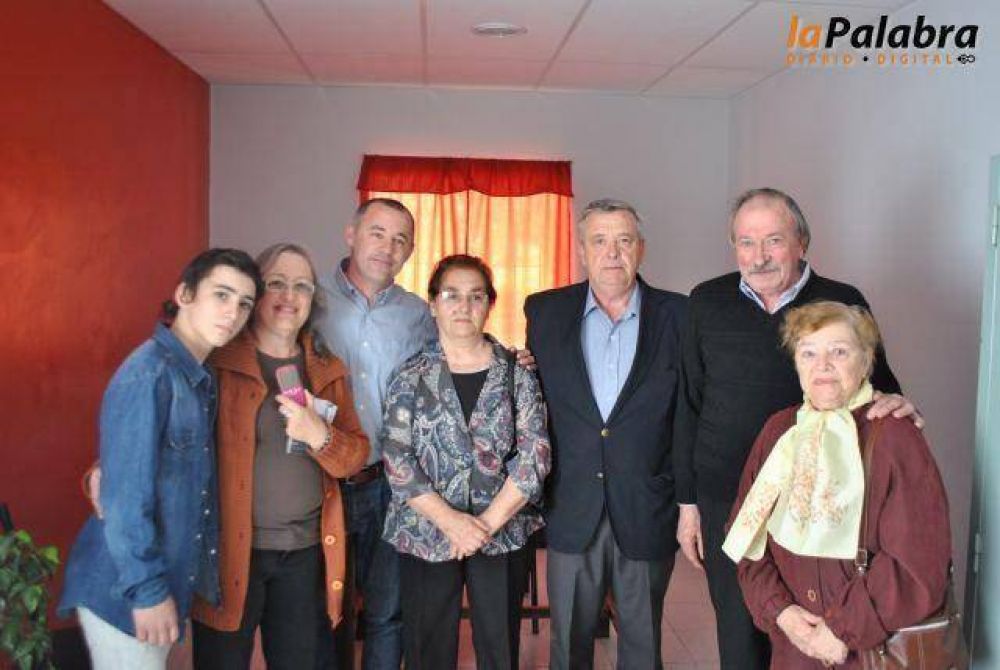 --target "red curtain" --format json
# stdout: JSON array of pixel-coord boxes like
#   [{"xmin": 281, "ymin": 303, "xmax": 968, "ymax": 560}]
[
  {"xmin": 359, "ymin": 155, "xmax": 574, "ymax": 347},
  {"xmin": 358, "ymin": 155, "xmax": 573, "ymax": 197}
]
